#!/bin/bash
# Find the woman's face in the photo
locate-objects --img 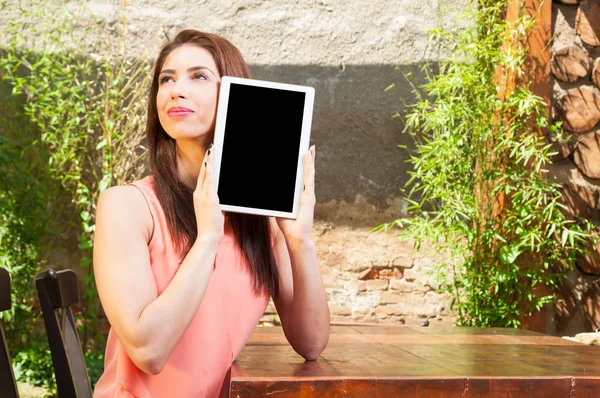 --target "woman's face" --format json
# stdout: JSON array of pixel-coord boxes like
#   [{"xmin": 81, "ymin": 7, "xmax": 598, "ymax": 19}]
[{"xmin": 156, "ymin": 44, "xmax": 221, "ymax": 141}]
